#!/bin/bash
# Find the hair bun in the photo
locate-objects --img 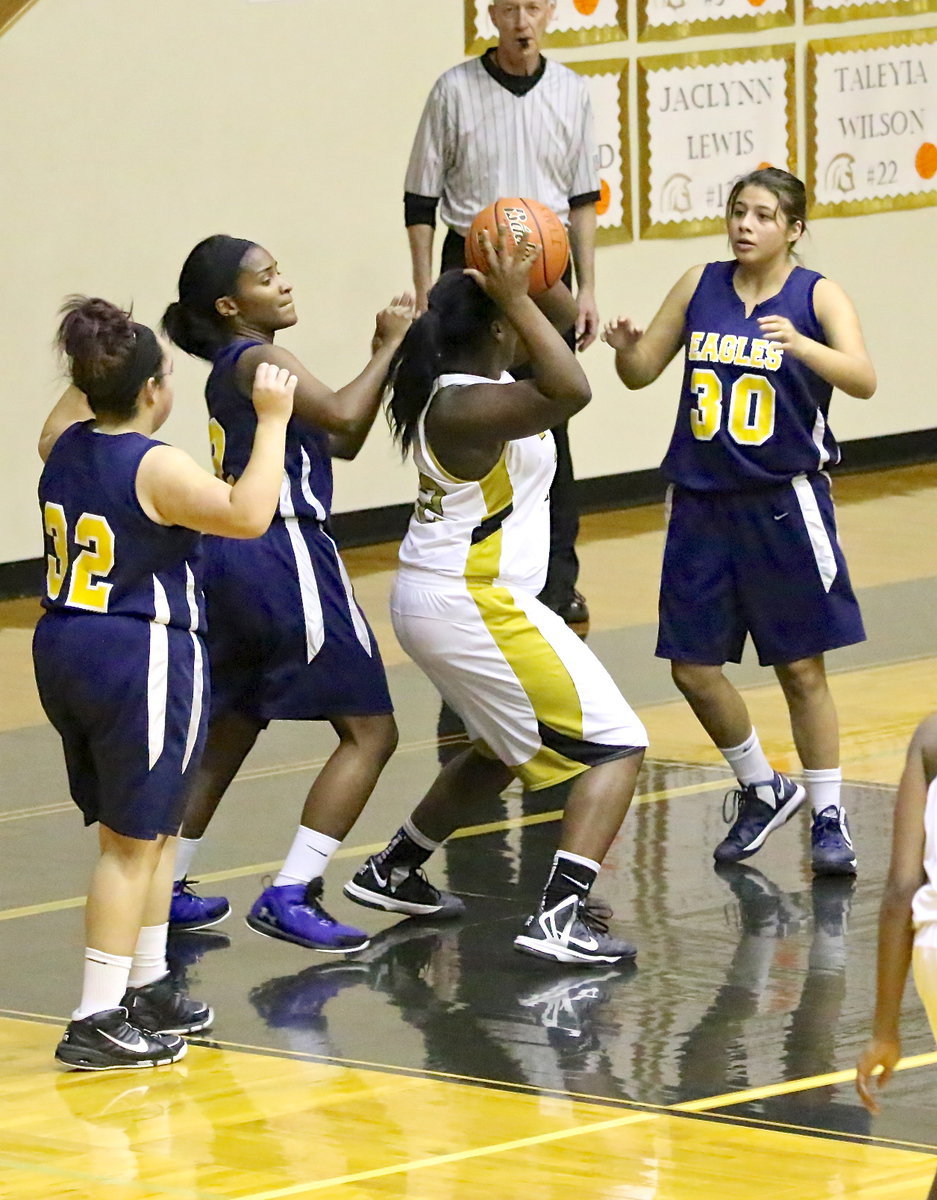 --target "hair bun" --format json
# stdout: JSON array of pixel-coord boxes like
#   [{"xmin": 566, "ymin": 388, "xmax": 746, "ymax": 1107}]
[{"xmin": 57, "ymin": 295, "xmax": 135, "ymax": 362}]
